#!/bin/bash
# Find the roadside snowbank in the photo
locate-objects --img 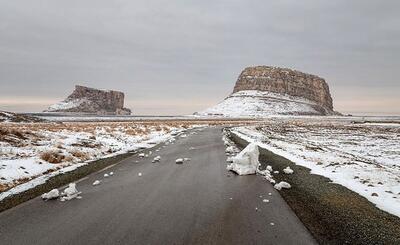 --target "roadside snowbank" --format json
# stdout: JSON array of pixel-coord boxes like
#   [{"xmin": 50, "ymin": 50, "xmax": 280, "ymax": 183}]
[{"xmin": 231, "ymin": 122, "xmax": 400, "ymax": 217}]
